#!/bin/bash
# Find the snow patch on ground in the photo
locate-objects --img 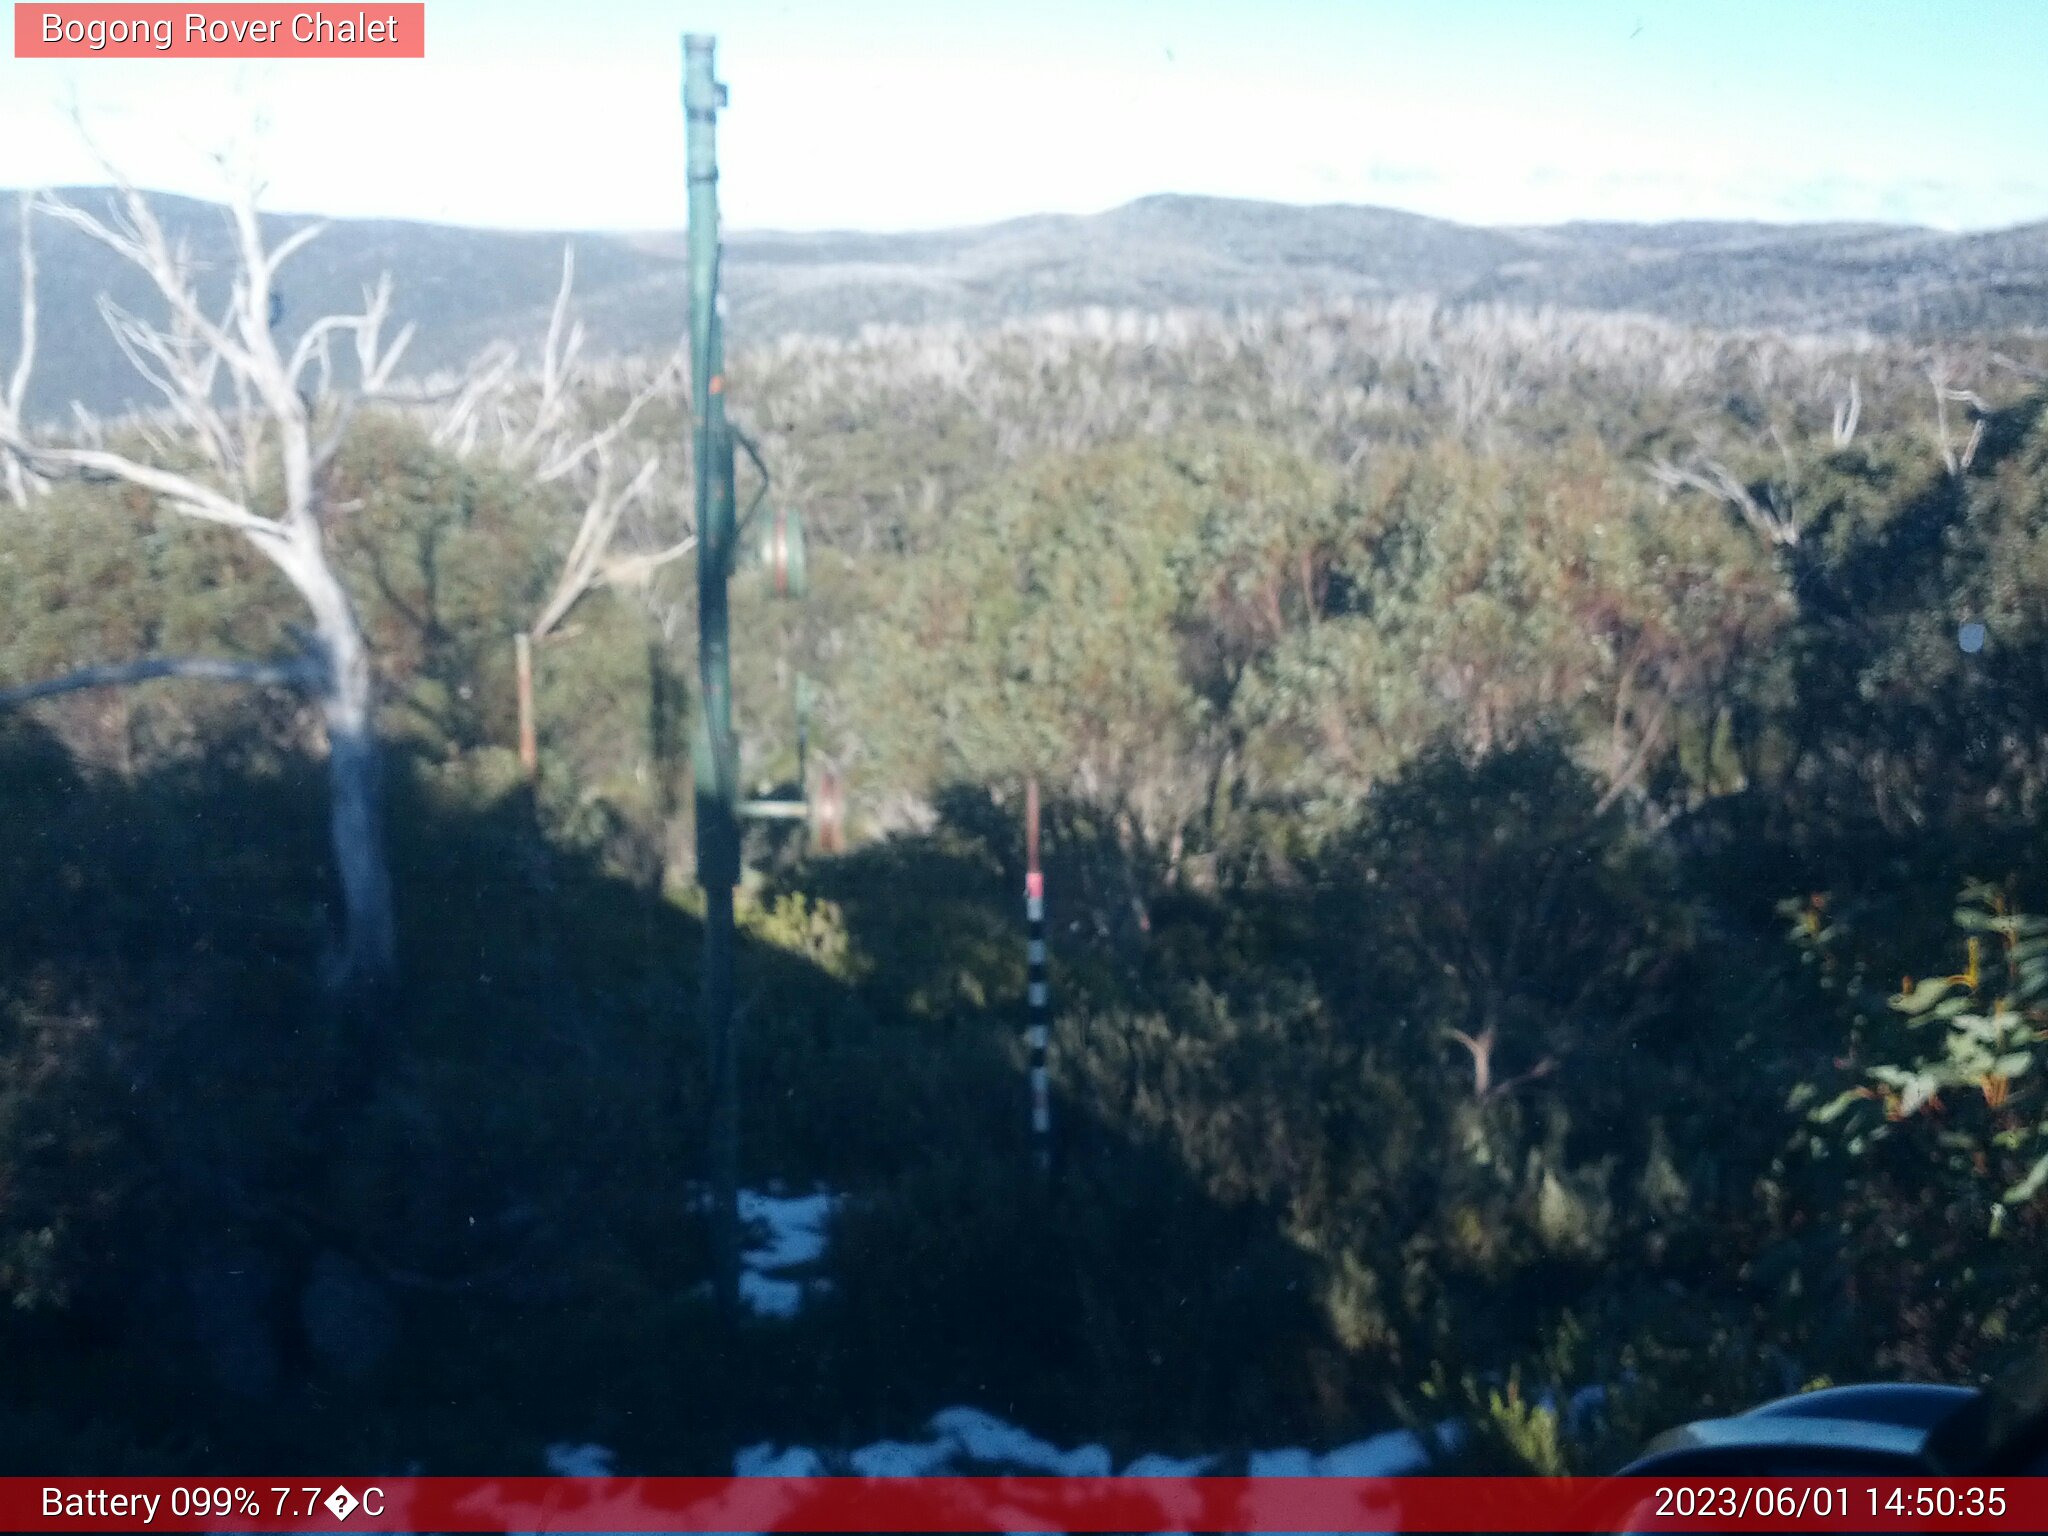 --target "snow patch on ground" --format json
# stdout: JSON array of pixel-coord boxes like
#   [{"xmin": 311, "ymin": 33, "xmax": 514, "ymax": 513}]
[
  {"xmin": 551, "ymin": 1396, "xmax": 1562, "ymax": 1536},
  {"xmin": 755, "ymin": 1405, "xmax": 1116, "ymax": 1477},
  {"xmin": 726, "ymin": 1407, "xmax": 1471, "ymax": 1480},
  {"xmin": 1316, "ymin": 1422, "xmax": 1463, "ymax": 1476},
  {"xmin": 522, "ymin": 1445, "xmax": 623, "ymax": 1536},
  {"xmin": 738, "ymin": 1270, "xmax": 805, "ymax": 1318},
  {"xmin": 929, "ymin": 1407, "xmax": 1114, "ymax": 1475},
  {"xmin": 1123, "ymin": 1451, "xmax": 1218, "ymax": 1475},
  {"xmin": 586, "ymin": 1184, "xmax": 1606, "ymax": 1500},
  {"xmin": 733, "ymin": 1442, "xmax": 827, "ymax": 1477},
  {"xmin": 542, "ymin": 1442, "xmax": 616, "ymax": 1477},
  {"xmin": 740, "ymin": 1186, "xmax": 839, "ymax": 1319},
  {"xmin": 688, "ymin": 1184, "xmax": 843, "ymax": 1319},
  {"xmin": 741, "ymin": 1188, "xmax": 837, "ymax": 1270},
  {"xmin": 847, "ymin": 1437, "xmax": 964, "ymax": 1476},
  {"xmin": 1246, "ymin": 1447, "xmax": 1315, "ymax": 1477}
]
